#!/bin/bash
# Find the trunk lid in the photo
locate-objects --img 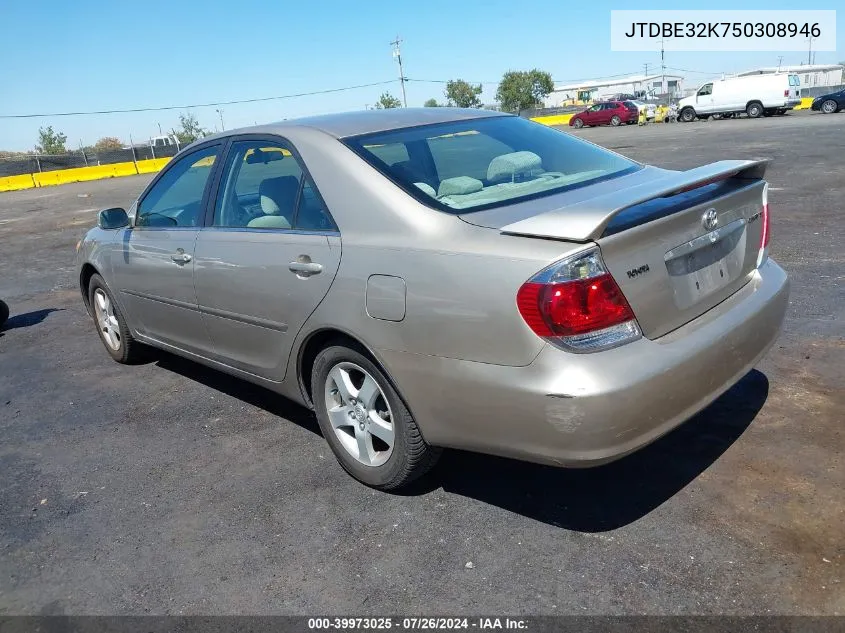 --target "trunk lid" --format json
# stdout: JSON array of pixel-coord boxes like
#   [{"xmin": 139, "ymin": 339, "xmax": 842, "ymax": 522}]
[{"xmin": 460, "ymin": 160, "xmax": 768, "ymax": 339}]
